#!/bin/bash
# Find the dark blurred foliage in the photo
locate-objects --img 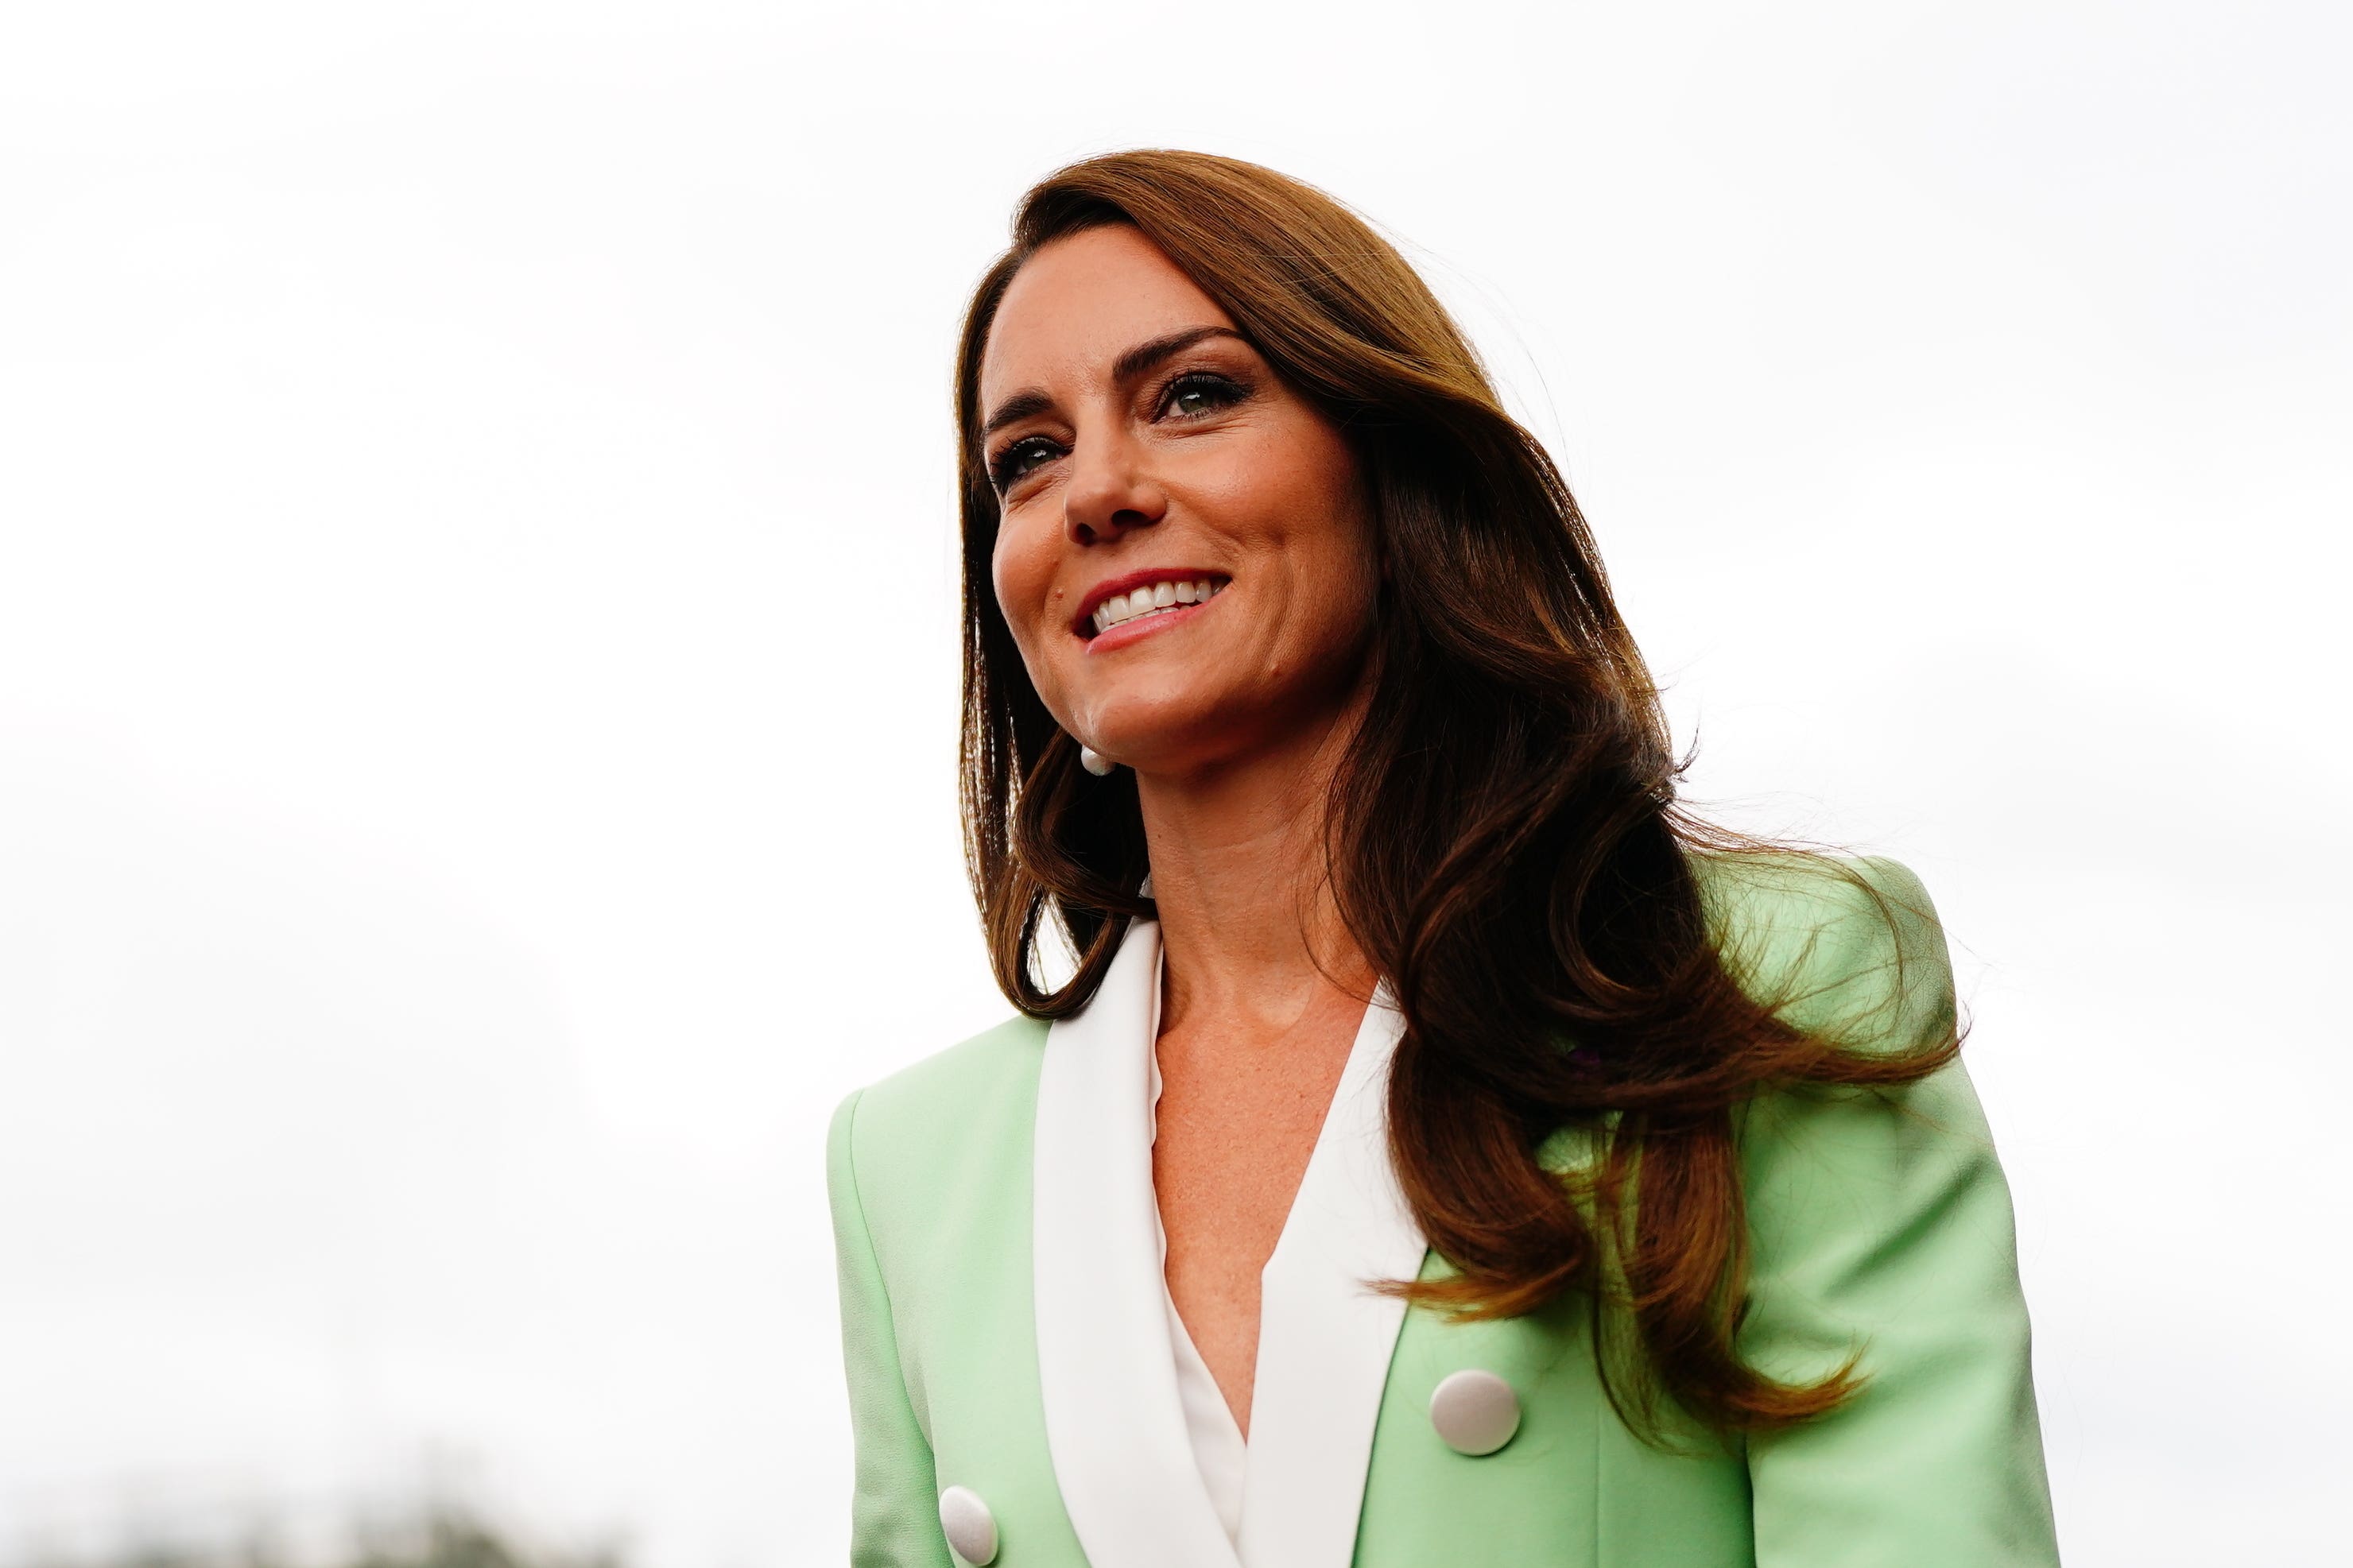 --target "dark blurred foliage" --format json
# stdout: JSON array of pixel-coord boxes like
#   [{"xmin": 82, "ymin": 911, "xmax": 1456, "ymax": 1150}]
[
  {"xmin": 349, "ymin": 1511, "xmax": 618, "ymax": 1568},
  {"xmin": 21, "ymin": 1504, "xmax": 620, "ymax": 1568}
]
